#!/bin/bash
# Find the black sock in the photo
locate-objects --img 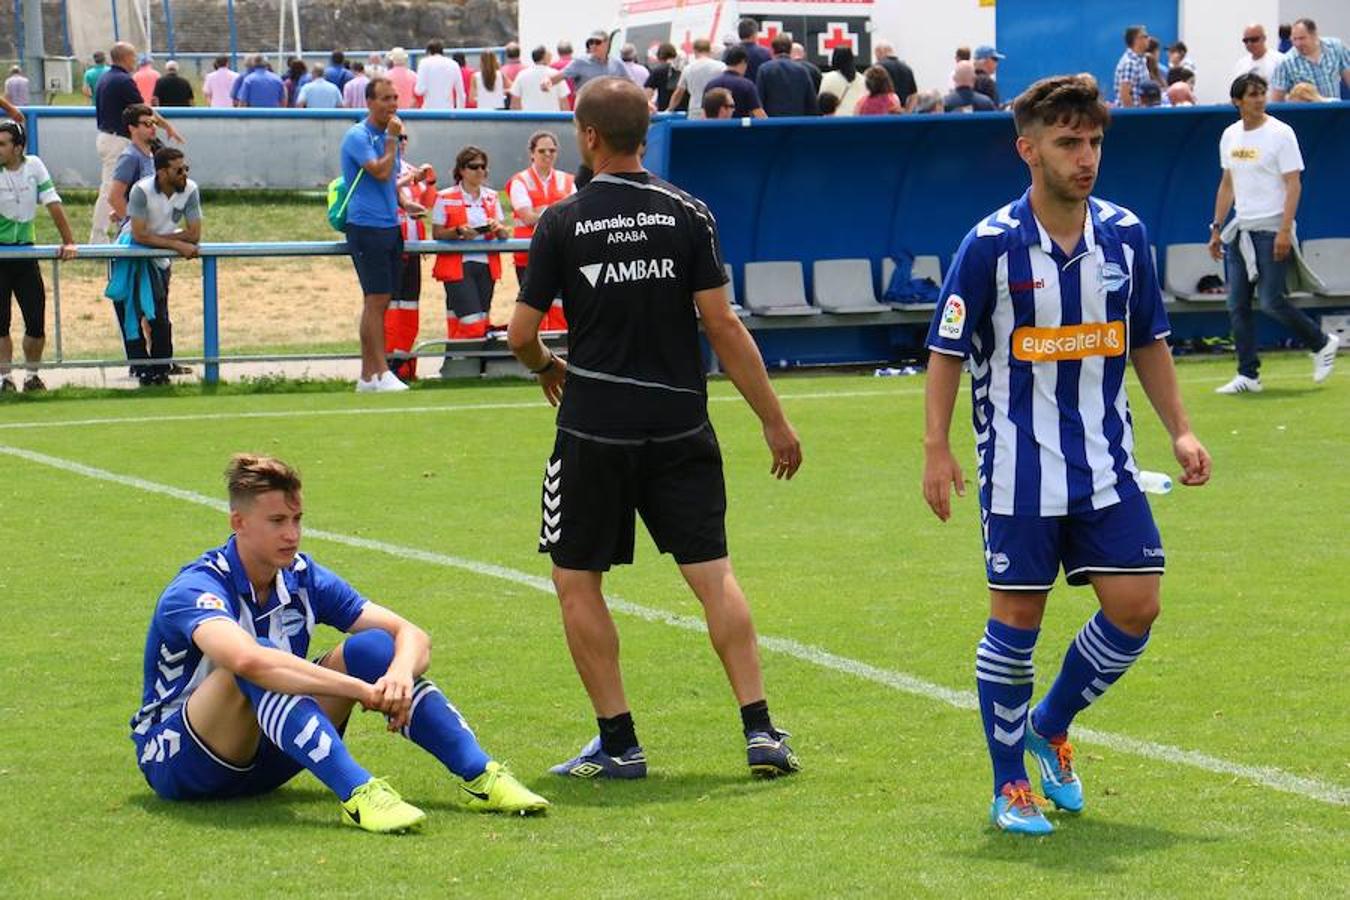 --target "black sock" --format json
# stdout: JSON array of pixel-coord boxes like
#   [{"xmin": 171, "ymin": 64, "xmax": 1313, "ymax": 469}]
[
  {"xmin": 597, "ymin": 712, "xmax": 638, "ymax": 756},
  {"xmin": 739, "ymin": 699, "xmax": 774, "ymax": 736}
]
